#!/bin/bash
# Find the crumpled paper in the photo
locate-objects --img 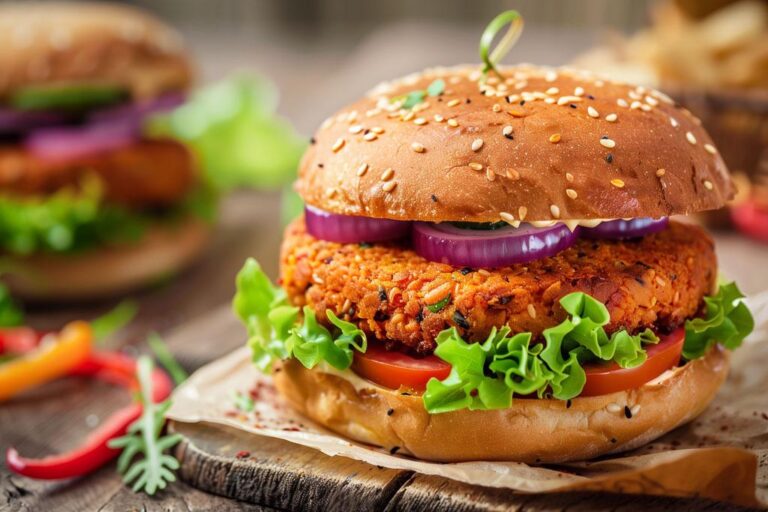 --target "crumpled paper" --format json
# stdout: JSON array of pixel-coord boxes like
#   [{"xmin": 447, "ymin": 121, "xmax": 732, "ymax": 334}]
[{"xmin": 168, "ymin": 292, "xmax": 768, "ymax": 507}]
